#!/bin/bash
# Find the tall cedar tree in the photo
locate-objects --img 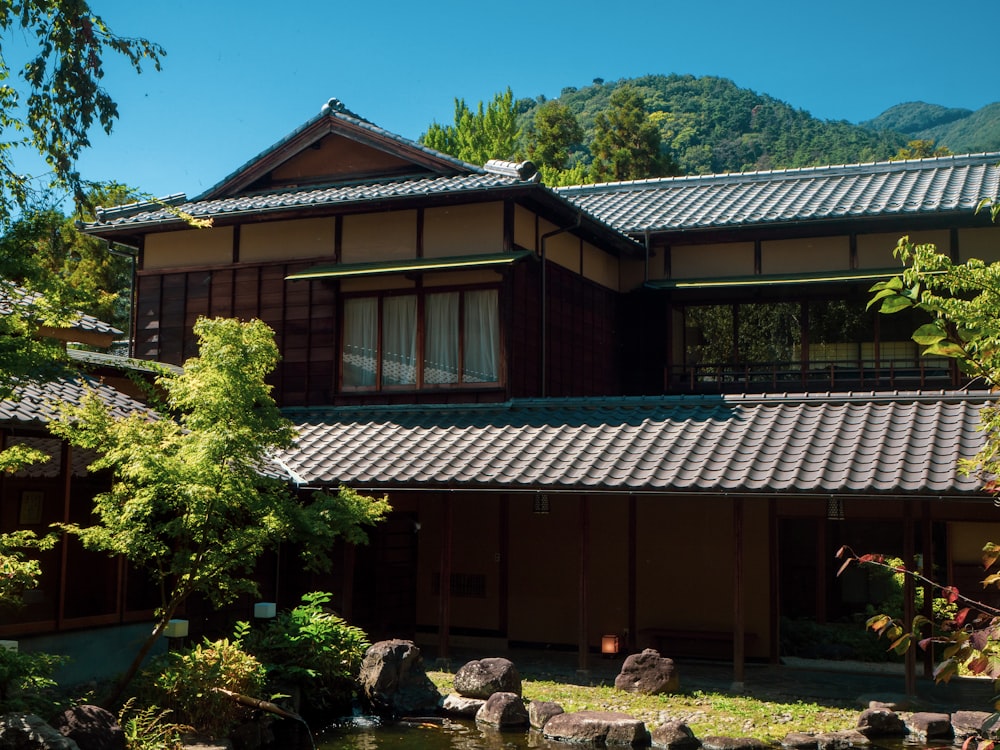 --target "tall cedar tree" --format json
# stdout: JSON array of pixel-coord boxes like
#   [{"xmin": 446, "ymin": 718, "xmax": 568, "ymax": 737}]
[
  {"xmin": 51, "ymin": 317, "xmax": 390, "ymax": 705},
  {"xmin": 527, "ymin": 99, "xmax": 583, "ymax": 171},
  {"xmin": 589, "ymin": 83, "xmax": 678, "ymax": 182},
  {"xmin": 421, "ymin": 88, "xmax": 520, "ymax": 165}
]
